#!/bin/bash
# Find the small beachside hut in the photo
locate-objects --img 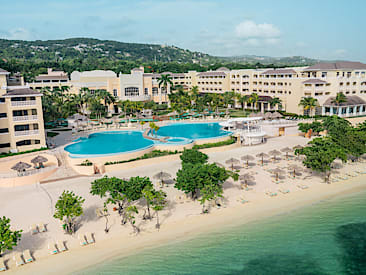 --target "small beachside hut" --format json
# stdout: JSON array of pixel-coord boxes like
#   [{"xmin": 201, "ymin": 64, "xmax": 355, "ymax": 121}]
[
  {"xmin": 241, "ymin": 155, "xmax": 255, "ymax": 168},
  {"xmin": 256, "ymin": 152, "xmax": 269, "ymax": 166},
  {"xmin": 225, "ymin": 158, "xmax": 240, "ymax": 170},
  {"xmin": 153, "ymin": 171, "xmax": 172, "ymax": 187},
  {"xmin": 31, "ymin": 155, "xmax": 48, "ymax": 168},
  {"xmin": 11, "ymin": 161, "xmax": 31, "ymax": 176}
]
